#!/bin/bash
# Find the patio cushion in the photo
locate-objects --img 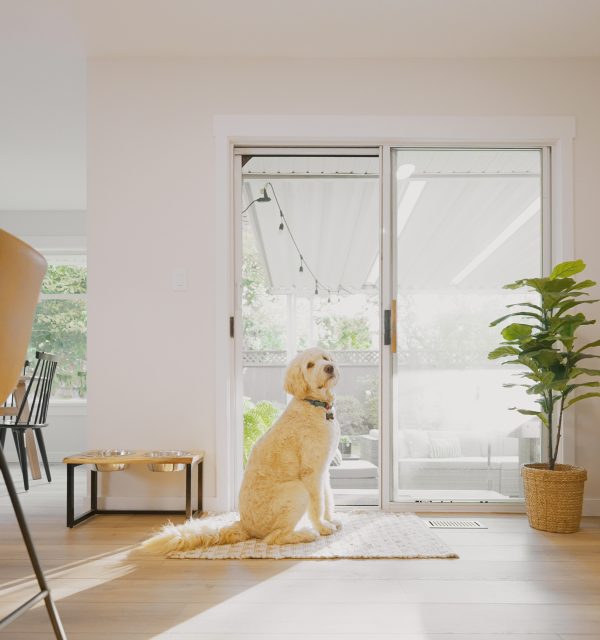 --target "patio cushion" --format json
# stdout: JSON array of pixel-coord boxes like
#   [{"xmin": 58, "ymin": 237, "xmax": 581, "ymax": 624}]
[
  {"xmin": 329, "ymin": 459, "xmax": 378, "ymax": 479},
  {"xmin": 429, "ymin": 432, "xmax": 462, "ymax": 458}
]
